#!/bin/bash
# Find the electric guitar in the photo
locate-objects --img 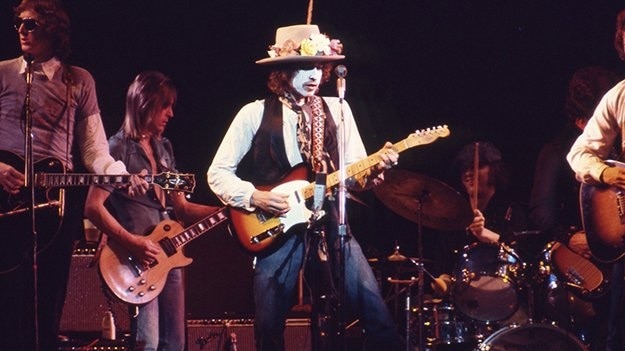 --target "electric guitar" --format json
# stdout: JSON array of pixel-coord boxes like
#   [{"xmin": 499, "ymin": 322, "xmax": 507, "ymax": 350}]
[
  {"xmin": 546, "ymin": 241, "xmax": 609, "ymax": 299},
  {"xmin": 229, "ymin": 125, "xmax": 450, "ymax": 255},
  {"xmin": 580, "ymin": 159, "xmax": 625, "ymax": 262},
  {"xmin": 0, "ymin": 150, "xmax": 196, "ymax": 274},
  {"xmin": 99, "ymin": 208, "xmax": 228, "ymax": 304}
]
